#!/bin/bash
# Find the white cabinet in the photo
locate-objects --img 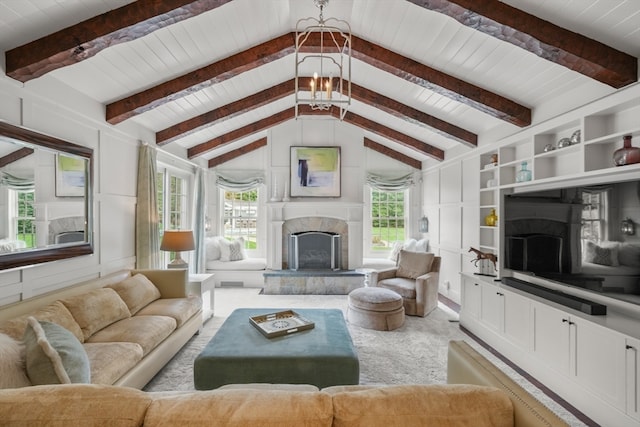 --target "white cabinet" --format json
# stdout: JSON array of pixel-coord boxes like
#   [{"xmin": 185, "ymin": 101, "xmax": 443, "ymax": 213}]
[
  {"xmin": 460, "ymin": 277, "xmax": 531, "ymax": 353},
  {"xmin": 626, "ymin": 337, "xmax": 640, "ymax": 422},
  {"xmin": 480, "ymin": 282, "xmax": 503, "ymax": 333},
  {"xmin": 572, "ymin": 316, "xmax": 626, "ymax": 410},
  {"xmin": 502, "ymin": 290, "xmax": 530, "ymax": 350},
  {"xmin": 532, "ymin": 302, "xmax": 571, "ymax": 374},
  {"xmin": 461, "ymin": 278, "xmax": 481, "ymax": 321}
]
